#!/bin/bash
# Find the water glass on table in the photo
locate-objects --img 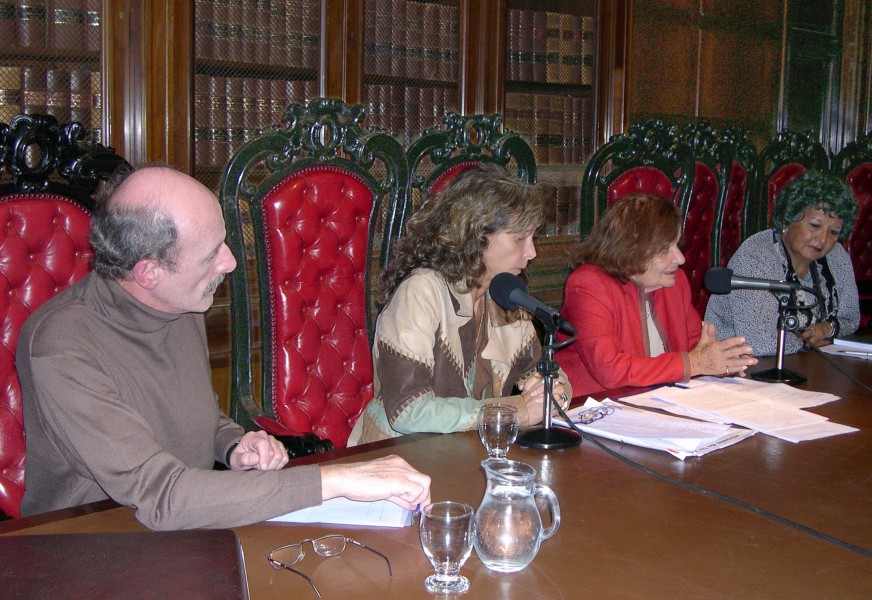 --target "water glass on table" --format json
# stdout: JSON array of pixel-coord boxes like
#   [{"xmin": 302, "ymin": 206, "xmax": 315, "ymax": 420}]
[
  {"xmin": 477, "ymin": 403, "xmax": 520, "ymax": 458},
  {"xmin": 419, "ymin": 501, "xmax": 475, "ymax": 594}
]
